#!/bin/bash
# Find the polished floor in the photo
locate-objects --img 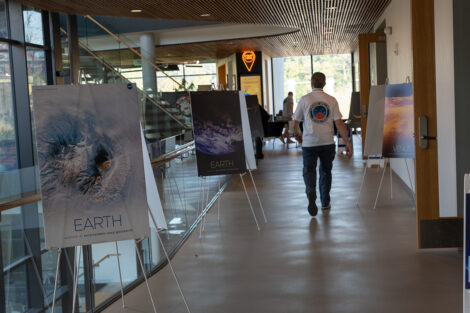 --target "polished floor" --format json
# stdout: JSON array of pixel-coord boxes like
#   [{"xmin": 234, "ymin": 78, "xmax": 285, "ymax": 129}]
[{"xmin": 104, "ymin": 136, "xmax": 462, "ymax": 313}]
